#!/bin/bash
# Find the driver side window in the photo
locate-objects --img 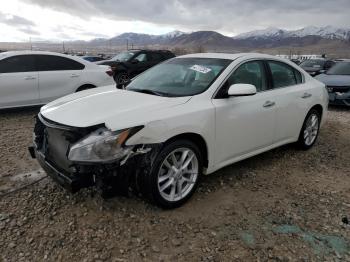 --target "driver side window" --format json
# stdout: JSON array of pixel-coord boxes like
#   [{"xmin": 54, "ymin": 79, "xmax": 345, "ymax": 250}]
[
  {"xmin": 134, "ymin": 53, "xmax": 148, "ymax": 62},
  {"xmin": 226, "ymin": 61, "xmax": 267, "ymax": 92}
]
